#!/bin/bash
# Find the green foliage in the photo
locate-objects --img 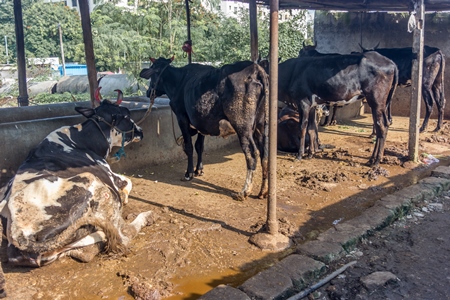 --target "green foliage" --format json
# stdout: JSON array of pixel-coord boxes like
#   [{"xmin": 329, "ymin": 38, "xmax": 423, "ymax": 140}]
[
  {"xmin": 1, "ymin": 1, "xmax": 313, "ymax": 105},
  {"xmin": 30, "ymin": 92, "xmax": 90, "ymax": 105}
]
